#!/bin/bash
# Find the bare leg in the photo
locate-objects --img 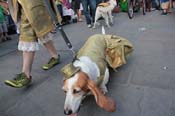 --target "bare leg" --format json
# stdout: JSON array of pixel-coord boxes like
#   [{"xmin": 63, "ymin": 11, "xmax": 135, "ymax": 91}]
[
  {"xmin": 43, "ymin": 40, "xmax": 58, "ymax": 58},
  {"xmin": 22, "ymin": 51, "xmax": 35, "ymax": 78},
  {"xmin": 169, "ymin": 0, "xmax": 172, "ymax": 12},
  {"xmin": 78, "ymin": 9, "xmax": 83, "ymax": 21}
]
